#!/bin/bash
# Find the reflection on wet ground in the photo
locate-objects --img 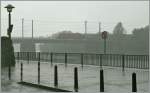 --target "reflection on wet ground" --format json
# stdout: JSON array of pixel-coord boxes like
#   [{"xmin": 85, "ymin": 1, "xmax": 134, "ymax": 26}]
[{"xmin": 1, "ymin": 61, "xmax": 149, "ymax": 92}]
